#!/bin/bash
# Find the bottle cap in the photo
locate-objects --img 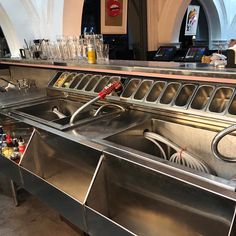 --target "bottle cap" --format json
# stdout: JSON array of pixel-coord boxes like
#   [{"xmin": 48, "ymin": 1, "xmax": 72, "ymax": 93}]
[{"xmin": 12, "ymin": 138, "xmax": 19, "ymax": 147}]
